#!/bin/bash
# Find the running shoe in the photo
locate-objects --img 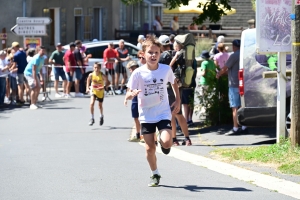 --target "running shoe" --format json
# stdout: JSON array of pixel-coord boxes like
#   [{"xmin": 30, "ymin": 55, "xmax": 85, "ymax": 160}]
[
  {"xmin": 182, "ymin": 138, "xmax": 192, "ymax": 146},
  {"xmin": 89, "ymin": 118, "xmax": 95, "ymax": 126},
  {"xmin": 115, "ymin": 90, "xmax": 122, "ymax": 95},
  {"xmin": 127, "ymin": 136, "xmax": 140, "ymax": 142},
  {"xmin": 148, "ymin": 174, "xmax": 161, "ymax": 187},
  {"xmin": 41, "ymin": 97, "xmax": 46, "ymax": 102},
  {"xmin": 139, "ymin": 139, "xmax": 145, "ymax": 143},
  {"xmin": 100, "ymin": 116, "xmax": 104, "ymax": 126},
  {"xmin": 30, "ymin": 104, "xmax": 38, "ymax": 110},
  {"xmin": 4, "ymin": 97, "xmax": 10, "ymax": 104},
  {"xmin": 65, "ymin": 94, "xmax": 73, "ymax": 98},
  {"xmin": 55, "ymin": 93, "xmax": 62, "ymax": 98},
  {"xmin": 75, "ymin": 93, "xmax": 84, "ymax": 97},
  {"xmin": 159, "ymin": 141, "xmax": 171, "ymax": 155}
]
